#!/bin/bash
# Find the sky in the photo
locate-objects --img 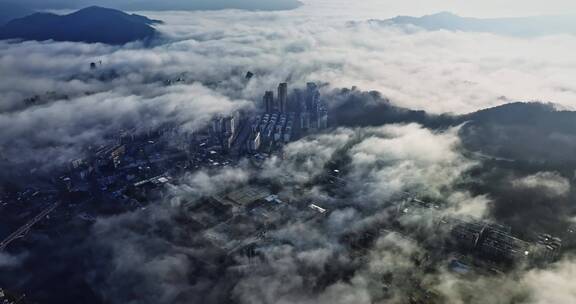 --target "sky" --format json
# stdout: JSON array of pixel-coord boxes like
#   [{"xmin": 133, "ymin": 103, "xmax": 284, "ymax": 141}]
[
  {"xmin": 15, "ymin": 0, "xmax": 576, "ymax": 18},
  {"xmin": 300, "ymin": 0, "xmax": 576, "ymax": 18}
]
